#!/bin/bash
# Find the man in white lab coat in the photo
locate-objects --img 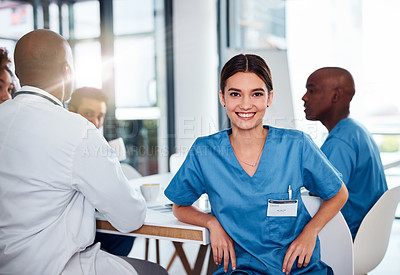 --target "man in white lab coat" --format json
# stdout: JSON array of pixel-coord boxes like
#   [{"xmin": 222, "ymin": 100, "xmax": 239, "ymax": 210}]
[
  {"xmin": 68, "ymin": 87, "xmax": 137, "ymax": 257},
  {"xmin": 0, "ymin": 29, "xmax": 167, "ymax": 275}
]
